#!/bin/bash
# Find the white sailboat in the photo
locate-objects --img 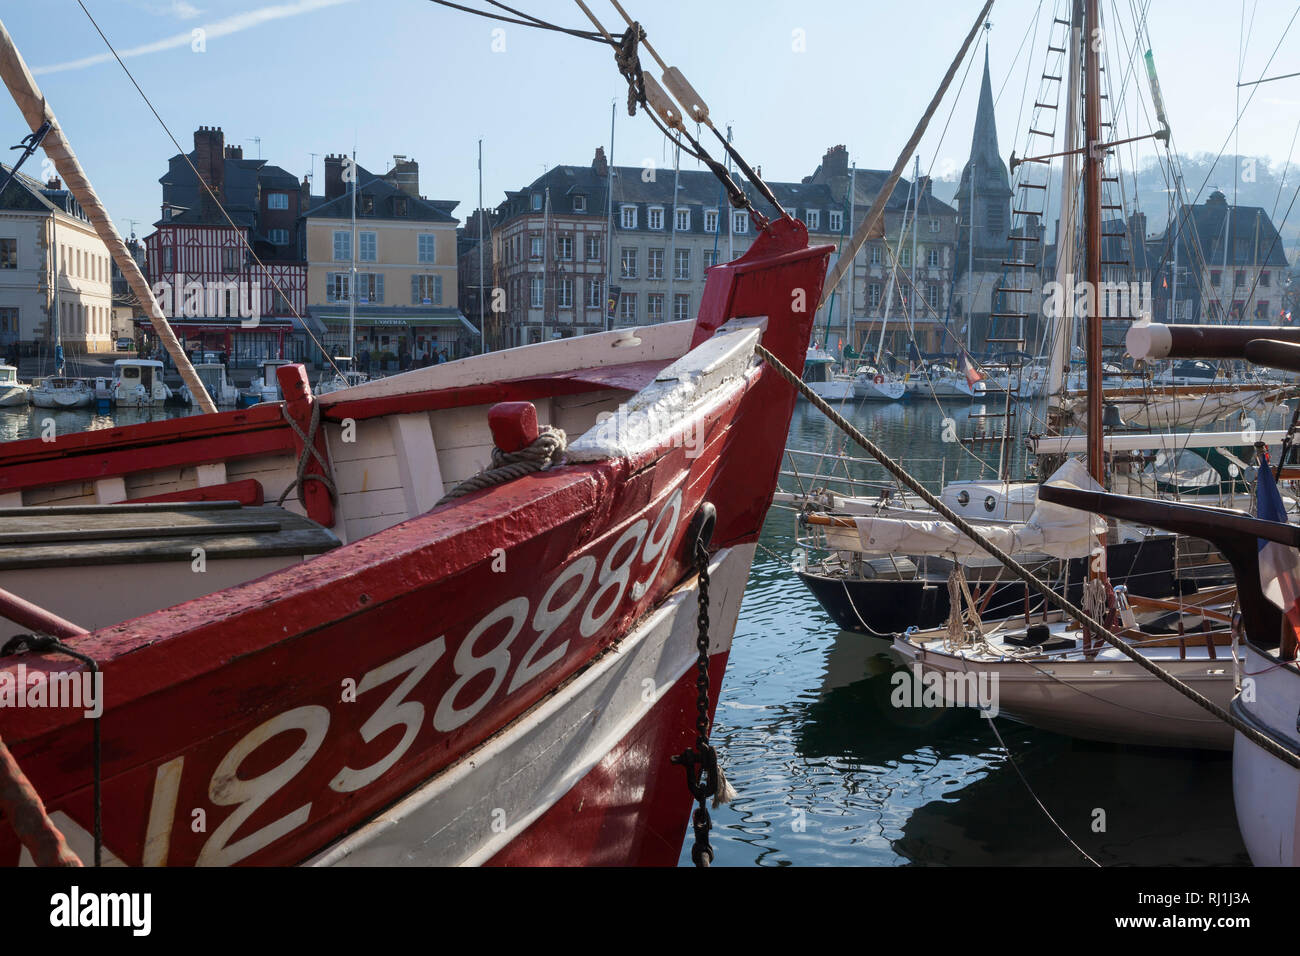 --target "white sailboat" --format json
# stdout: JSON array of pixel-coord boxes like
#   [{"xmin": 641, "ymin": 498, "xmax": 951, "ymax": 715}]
[{"xmin": 30, "ymin": 375, "xmax": 92, "ymax": 408}]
